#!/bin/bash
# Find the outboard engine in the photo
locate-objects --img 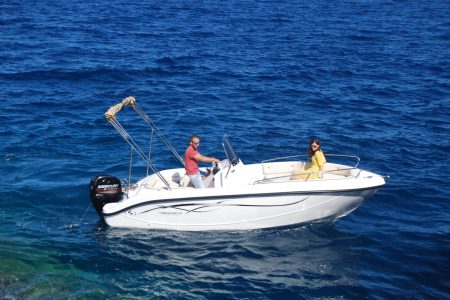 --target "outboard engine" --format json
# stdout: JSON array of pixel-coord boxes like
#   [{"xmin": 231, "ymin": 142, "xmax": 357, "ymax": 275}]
[{"xmin": 89, "ymin": 175, "xmax": 122, "ymax": 216}]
